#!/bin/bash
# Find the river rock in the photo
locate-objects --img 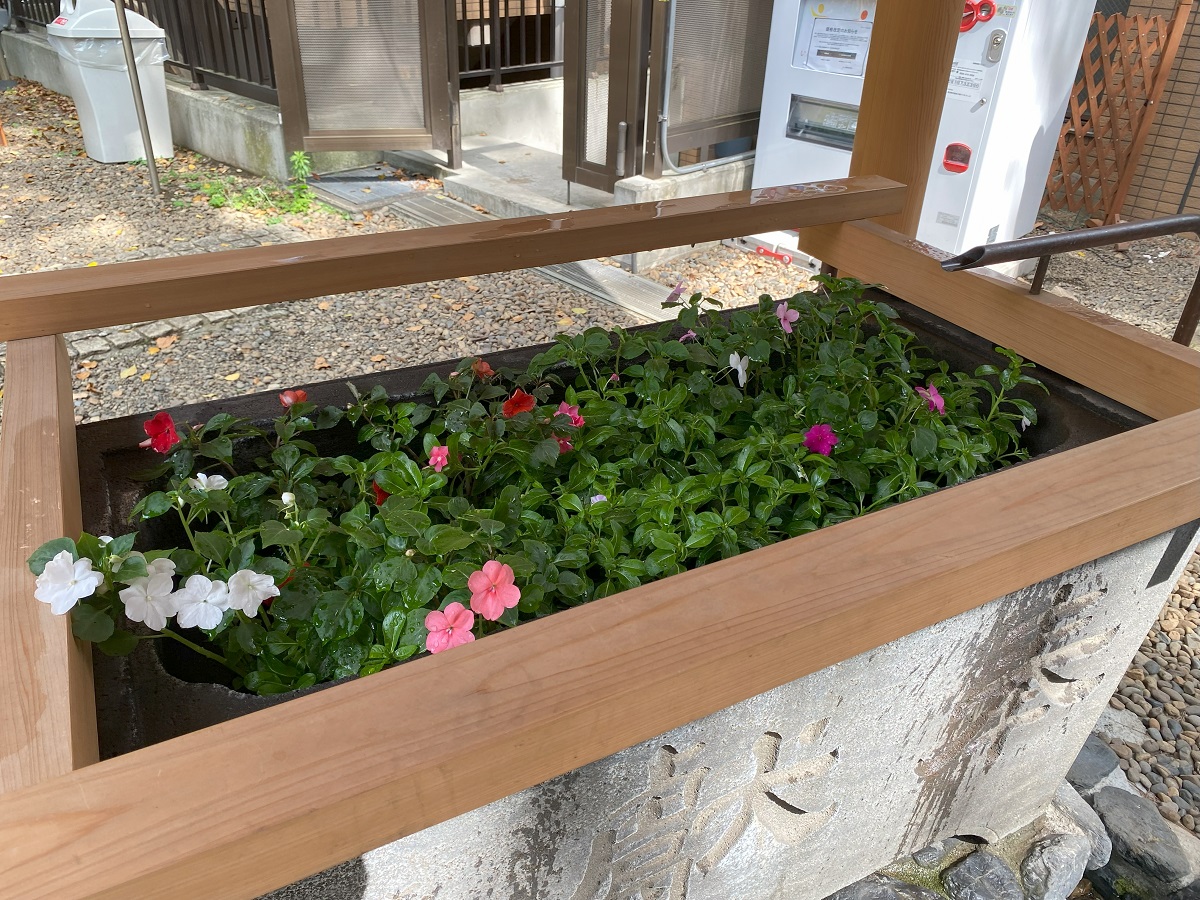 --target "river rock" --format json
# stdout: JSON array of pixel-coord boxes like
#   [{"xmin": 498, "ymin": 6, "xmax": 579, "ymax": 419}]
[
  {"xmin": 1093, "ymin": 786, "xmax": 1191, "ymax": 882},
  {"xmin": 1020, "ymin": 833, "xmax": 1091, "ymax": 900},
  {"xmin": 1051, "ymin": 781, "xmax": 1112, "ymax": 869},
  {"xmin": 942, "ymin": 851, "xmax": 1023, "ymax": 900},
  {"xmin": 912, "ymin": 837, "xmax": 973, "ymax": 869},
  {"xmin": 1068, "ymin": 736, "xmax": 1121, "ymax": 796},
  {"xmin": 825, "ymin": 874, "xmax": 943, "ymax": 899}
]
